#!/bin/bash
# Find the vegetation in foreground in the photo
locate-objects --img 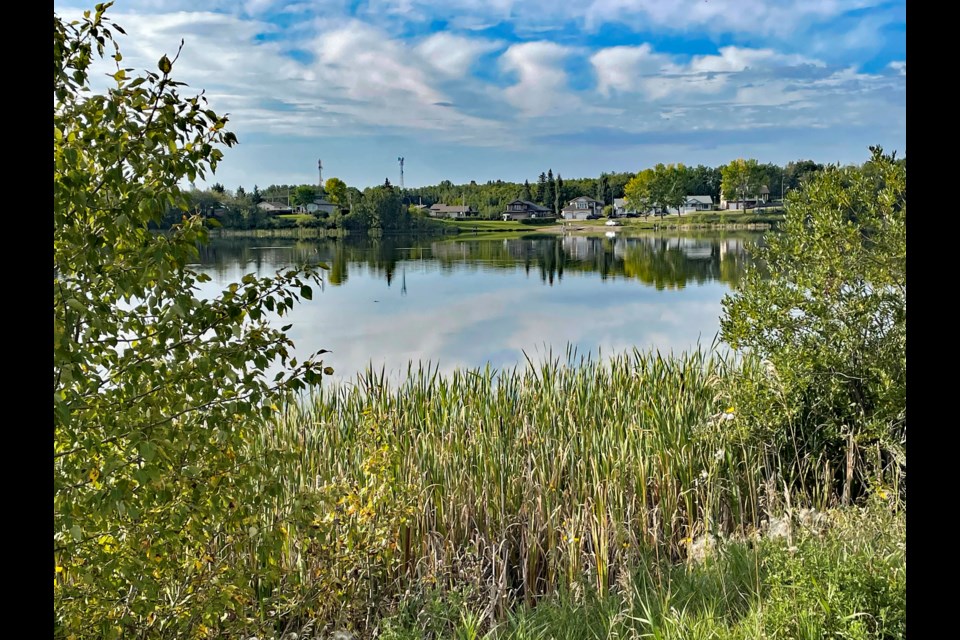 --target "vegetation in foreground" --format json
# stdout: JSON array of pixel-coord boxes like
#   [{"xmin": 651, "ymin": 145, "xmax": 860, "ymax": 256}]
[
  {"xmin": 54, "ymin": 5, "xmax": 905, "ymax": 639},
  {"xmin": 379, "ymin": 501, "xmax": 904, "ymax": 640}
]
